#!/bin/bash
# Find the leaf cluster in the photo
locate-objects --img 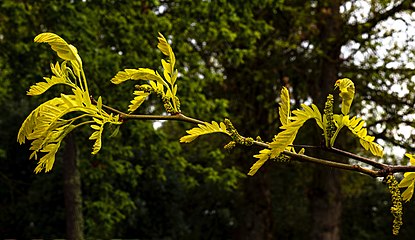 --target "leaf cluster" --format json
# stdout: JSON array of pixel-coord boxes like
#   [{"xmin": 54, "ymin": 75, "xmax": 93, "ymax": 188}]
[
  {"xmin": 247, "ymin": 78, "xmax": 384, "ymax": 175},
  {"xmin": 111, "ymin": 33, "xmax": 180, "ymax": 114},
  {"xmin": 18, "ymin": 33, "xmax": 122, "ymax": 173}
]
